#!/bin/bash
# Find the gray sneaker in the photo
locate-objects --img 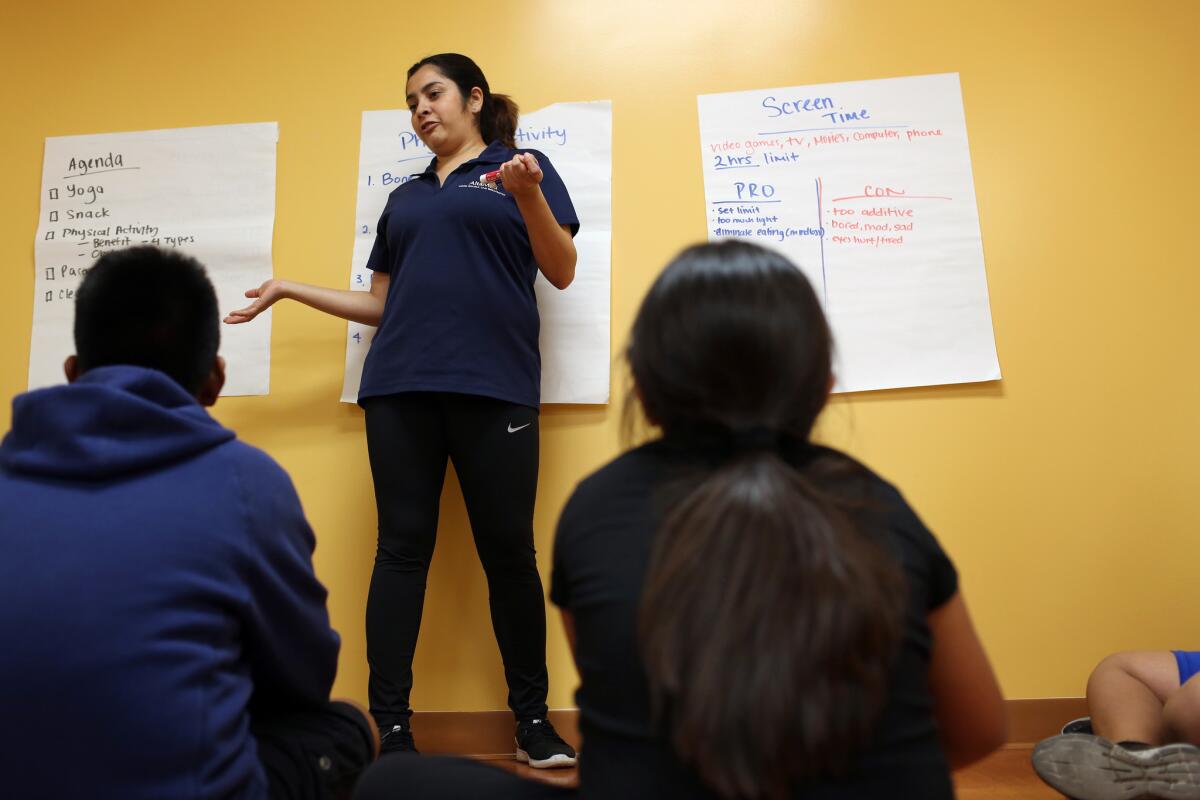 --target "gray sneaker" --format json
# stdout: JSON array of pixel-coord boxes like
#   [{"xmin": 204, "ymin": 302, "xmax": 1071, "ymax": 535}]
[{"xmin": 1032, "ymin": 734, "xmax": 1200, "ymax": 800}]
